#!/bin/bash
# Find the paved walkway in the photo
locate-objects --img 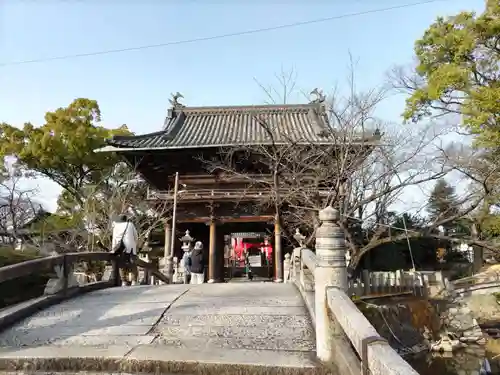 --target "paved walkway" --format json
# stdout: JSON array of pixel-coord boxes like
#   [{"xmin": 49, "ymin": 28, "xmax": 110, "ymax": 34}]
[{"xmin": 0, "ymin": 283, "xmax": 317, "ymax": 370}]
